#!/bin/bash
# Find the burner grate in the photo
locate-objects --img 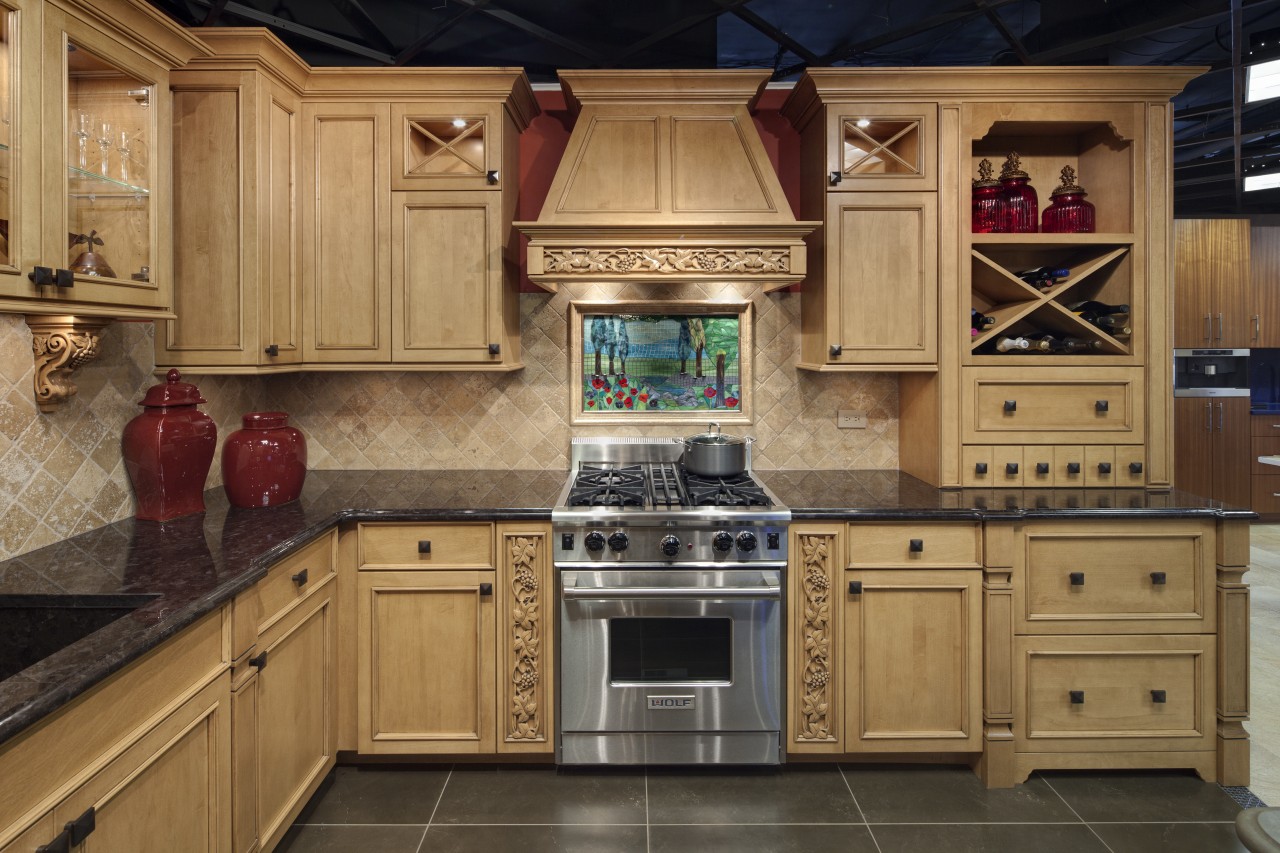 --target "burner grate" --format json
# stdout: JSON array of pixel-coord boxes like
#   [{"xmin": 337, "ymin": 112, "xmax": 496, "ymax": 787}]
[
  {"xmin": 684, "ymin": 472, "xmax": 773, "ymax": 507},
  {"xmin": 568, "ymin": 464, "xmax": 646, "ymax": 507},
  {"xmin": 649, "ymin": 463, "xmax": 688, "ymax": 508}
]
